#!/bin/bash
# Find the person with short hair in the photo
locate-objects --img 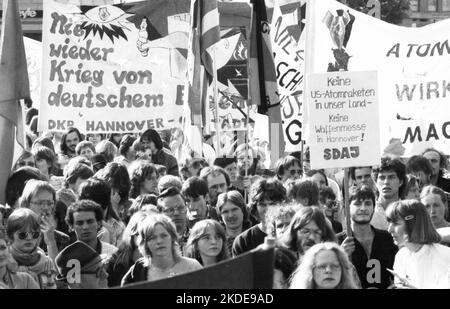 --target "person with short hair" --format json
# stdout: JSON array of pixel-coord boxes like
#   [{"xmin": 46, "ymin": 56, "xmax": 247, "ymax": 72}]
[
  {"xmin": 339, "ymin": 186, "xmax": 397, "ymax": 289},
  {"xmin": 95, "ymin": 140, "xmax": 118, "ymax": 163},
  {"xmin": 318, "ymin": 187, "xmax": 342, "ymax": 233},
  {"xmin": 0, "ymin": 230, "xmax": 39, "ymax": 289},
  {"xmin": 140, "ymin": 129, "xmax": 179, "ymax": 176},
  {"xmin": 7, "ymin": 208, "xmax": 58, "ymax": 289},
  {"xmin": 275, "ymin": 155, "xmax": 302, "ymax": 183},
  {"xmin": 63, "ymin": 162, "xmax": 94, "ymax": 196},
  {"xmin": 179, "ymin": 158, "xmax": 208, "ymax": 182},
  {"xmin": 371, "ymin": 157, "xmax": 407, "ymax": 230},
  {"xmin": 200, "ymin": 166, "xmax": 231, "ymax": 208},
  {"xmin": 65, "ymin": 200, "xmax": 118, "ymax": 261},
  {"xmin": 91, "ymin": 153, "xmax": 107, "ymax": 173},
  {"xmin": 75, "ymin": 141, "xmax": 95, "ymax": 161},
  {"xmin": 420, "ymin": 185, "xmax": 450, "ymax": 229},
  {"xmin": 11, "ymin": 150, "xmax": 35, "ymax": 172},
  {"xmin": 232, "ymin": 178, "xmax": 286, "ymax": 257},
  {"xmin": 121, "ymin": 214, "xmax": 202, "ymax": 285},
  {"xmin": 157, "ymin": 175, "xmax": 182, "ymax": 194},
  {"xmin": 286, "ymin": 179, "xmax": 319, "ymax": 207},
  {"xmin": 387, "ymin": 200, "xmax": 450, "ymax": 288},
  {"xmin": 264, "ymin": 204, "xmax": 299, "ymax": 239},
  {"xmin": 289, "ymin": 242, "xmax": 359, "ymax": 289},
  {"xmin": 406, "ymin": 155, "xmax": 433, "ymax": 191},
  {"xmin": 181, "ymin": 177, "xmax": 210, "ymax": 227},
  {"xmin": 32, "ymin": 146, "xmax": 56, "ymax": 179},
  {"xmin": 216, "ymin": 191, "xmax": 252, "ymax": 254},
  {"xmin": 157, "ymin": 187, "xmax": 189, "ymax": 247},
  {"xmin": 213, "ymin": 157, "xmax": 238, "ymax": 184},
  {"xmin": 19, "ymin": 180, "xmax": 70, "ymax": 260},
  {"xmin": 422, "ymin": 148, "xmax": 450, "ymax": 193},
  {"xmin": 184, "ymin": 219, "xmax": 229, "ymax": 267}
]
